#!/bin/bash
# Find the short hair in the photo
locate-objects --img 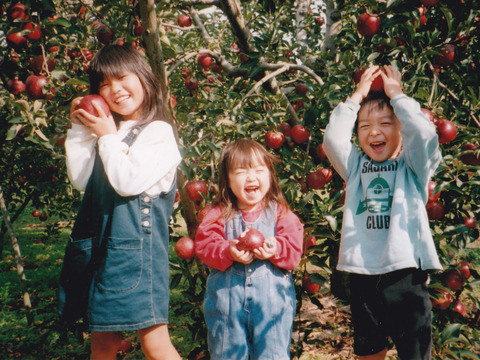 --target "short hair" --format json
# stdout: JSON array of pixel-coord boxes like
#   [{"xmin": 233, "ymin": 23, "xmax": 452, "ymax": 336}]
[
  {"xmin": 88, "ymin": 45, "xmax": 163, "ymax": 125},
  {"xmin": 356, "ymin": 92, "xmax": 394, "ymax": 131}
]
